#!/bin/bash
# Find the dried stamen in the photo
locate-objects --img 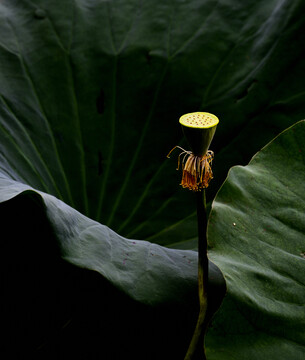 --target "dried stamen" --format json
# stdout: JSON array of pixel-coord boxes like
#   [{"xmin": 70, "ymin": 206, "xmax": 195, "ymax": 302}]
[{"xmin": 167, "ymin": 146, "xmax": 214, "ymax": 191}]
